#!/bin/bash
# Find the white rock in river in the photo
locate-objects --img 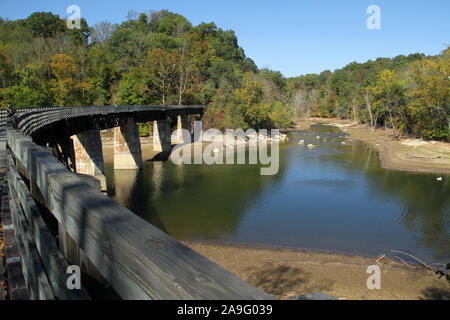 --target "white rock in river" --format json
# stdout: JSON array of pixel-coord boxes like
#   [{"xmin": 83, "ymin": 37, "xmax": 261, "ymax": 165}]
[{"xmin": 307, "ymin": 144, "xmax": 315, "ymax": 149}]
